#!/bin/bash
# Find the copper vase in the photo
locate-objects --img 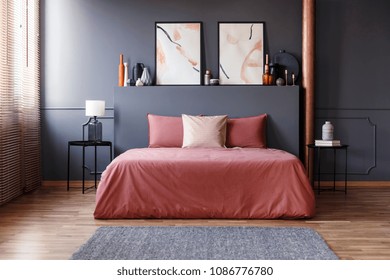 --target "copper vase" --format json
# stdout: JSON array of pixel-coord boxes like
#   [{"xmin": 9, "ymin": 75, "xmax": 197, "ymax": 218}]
[{"xmin": 118, "ymin": 54, "xmax": 124, "ymax": 87}]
